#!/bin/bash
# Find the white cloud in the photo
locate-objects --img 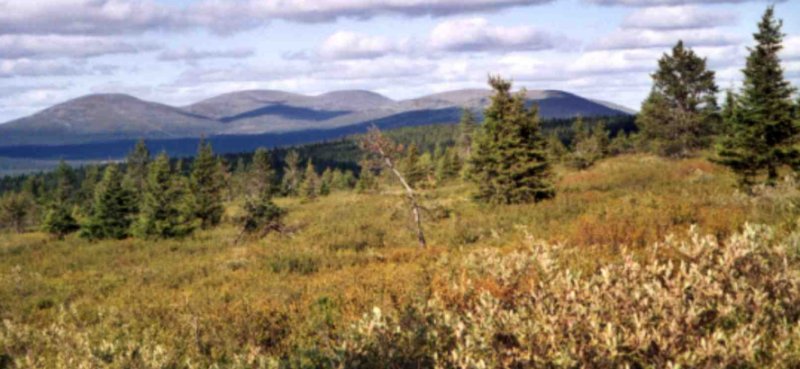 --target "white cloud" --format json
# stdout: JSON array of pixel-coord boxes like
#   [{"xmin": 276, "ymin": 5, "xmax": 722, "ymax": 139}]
[
  {"xmin": 0, "ymin": 35, "xmax": 154, "ymax": 59},
  {"xmin": 0, "ymin": 59, "xmax": 84, "ymax": 78},
  {"xmin": 592, "ymin": 29, "xmax": 740, "ymax": 50},
  {"xmin": 621, "ymin": 6, "xmax": 736, "ymax": 30},
  {"xmin": 429, "ymin": 17, "xmax": 563, "ymax": 52},
  {"xmin": 587, "ymin": 0, "xmax": 780, "ymax": 6},
  {"xmin": 784, "ymin": 36, "xmax": 800, "ymax": 61},
  {"xmin": 158, "ymin": 47, "xmax": 255, "ymax": 62},
  {"xmin": 318, "ymin": 32, "xmax": 408, "ymax": 60},
  {"xmin": 0, "ymin": 0, "xmax": 175, "ymax": 35},
  {"xmin": 184, "ymin": 0, "xmax": 555, "ymax": 33}
]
